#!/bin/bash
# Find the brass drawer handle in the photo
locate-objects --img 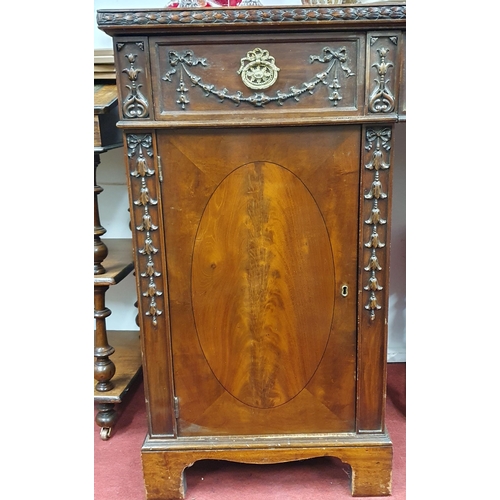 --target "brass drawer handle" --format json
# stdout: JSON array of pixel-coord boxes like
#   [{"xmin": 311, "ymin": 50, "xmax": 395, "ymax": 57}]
[{"xmin": 237, "ymin": 48, "xmax": 280, "ymax": 90}]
